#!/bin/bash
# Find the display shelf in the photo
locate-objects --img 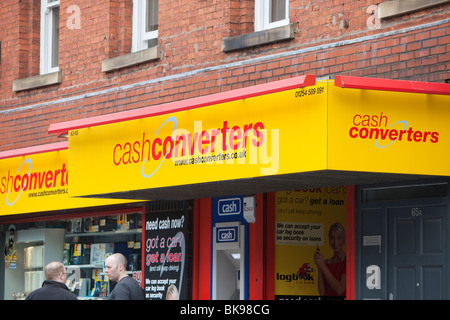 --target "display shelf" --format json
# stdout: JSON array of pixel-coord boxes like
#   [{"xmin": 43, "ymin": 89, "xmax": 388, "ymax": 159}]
[
  {"xmin": 65, "ymin": 263, "xmax": 104, "ymax": 269},
  {"xmin": 65, "ymin": 229, "xmax": 142, "ymax": 238},
  {"xmin": 65, "ymin": 263, "xmax": 139, "ymax": 274}
]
